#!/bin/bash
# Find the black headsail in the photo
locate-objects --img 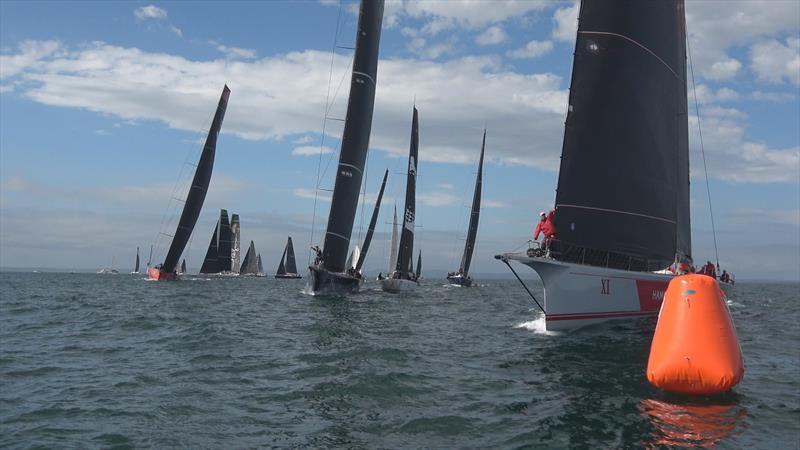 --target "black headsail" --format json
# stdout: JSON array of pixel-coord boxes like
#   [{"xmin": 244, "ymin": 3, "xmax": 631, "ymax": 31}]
[
  {"xmin": 257, "ymin": 254, "xmax": 264, "ymax": 274},
  {"xmin": 134, "ymin": 247, "xmax": 140, "ymax": 273},
  {"xmin": 415, "ymin": 250, "xmax": 422, "ymax": 280},
  {"xmin": 161, "ymin": 85, "xmax": 230, "ymax": 273},
  {"xmin": 240, "ymin": 240, "xmax": 258, "ymax": 275},
  {"xmin": 217, "ymin": 209, "xmax": 232, "ymax": 272},
  {"xmin": 285, "ymin": 237, "xmax": 298, "ymax": 274},
  {"xmin": 553, "ymin": 0, "xmax": 690, "ymax": 268},
  {"xmin": 276, "ymin": 247, "xmax": 287, "ymax": 275},
  {"xmin": 355, "ymin": 169, "xmax": 388, "ymax": 272},
  {"xmin": 320, "ymin": 0, "xmax": 384, "ymax": 274},
  {"xmin": 180, "ymin": 259, "xmax": 186, "ymax": 274},
  {"xmin": 459, "ymin": 131, "xmax": 485, "ymax": 276},
  {"xmin": 395, "ymin": 107, "xmax": 419, "ymax": 275},
  {"xmin": 200, "ymin": 221, "xmax": 219, "ymax": 273}
]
